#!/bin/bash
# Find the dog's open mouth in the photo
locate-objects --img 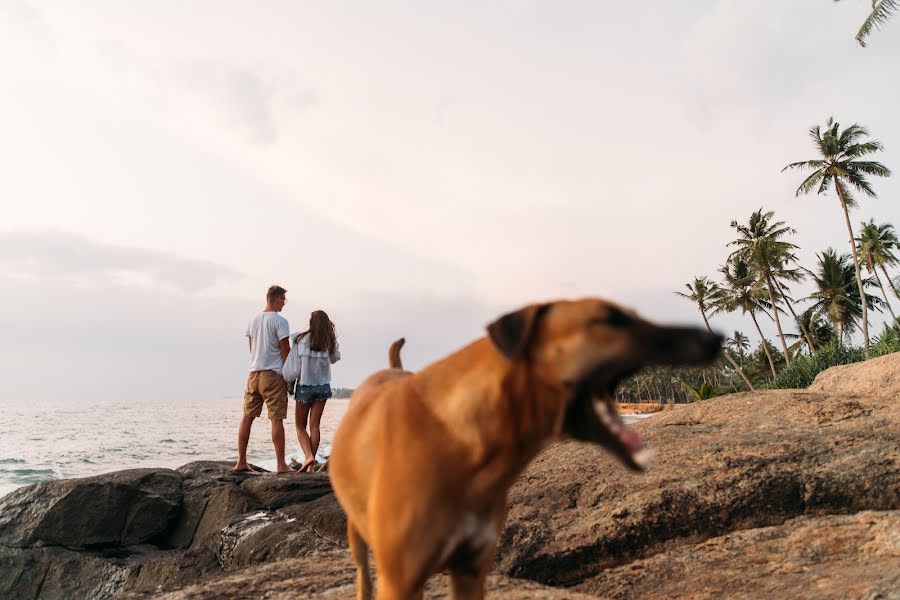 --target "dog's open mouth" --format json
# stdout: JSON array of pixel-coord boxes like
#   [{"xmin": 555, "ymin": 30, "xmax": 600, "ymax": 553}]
[
  {"xmin": 592, "ymin": 397, "xmax": 657, "ymax": 471},
  {"xmin": 563, "ymin": 368, "xmax": 656, "ymax": 472}
]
